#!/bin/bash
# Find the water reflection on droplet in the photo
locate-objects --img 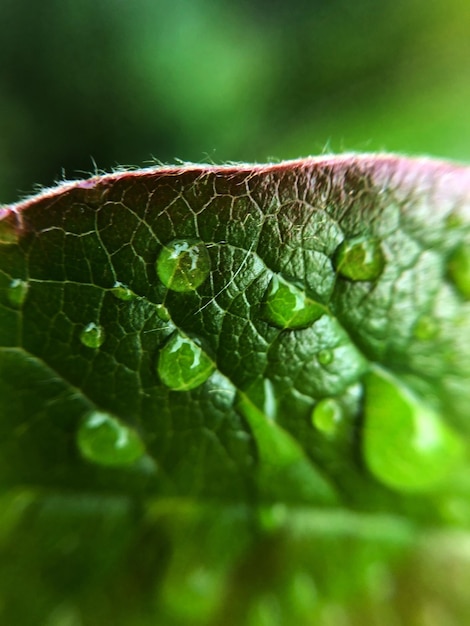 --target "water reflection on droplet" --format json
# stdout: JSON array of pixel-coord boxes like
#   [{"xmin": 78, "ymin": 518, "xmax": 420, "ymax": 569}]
[
  {"xmin": 156, "ymin": 239, "xmax": 211, "ymax": 292},
  {"xmin": 80, "ymin": 322, "xmax": 105, "ymax": 348},
  {"xmin": 334, "ymin": 237, "xmax": 385, "ymax": 281},
  {"xmin": 262, "ymin": 275, "xmax": 325, "ymax": 329},
  {"xmin": 7, "ymin": 279, "xmax": 29, "ymax": 307},
  {"xmin": 317, "ymin": 348, "xmax": 334, "ymax": 366},
  {"xmin": 111, "ymin": 281, "xmax": 136, "ymax": 301},
  {"xmin": 363, "ymin": 368, "xmax": 464, "ymax": 492},
  {"xmin": 157, "ymin": 332, "xmax": 214, "ymax": 390},
  {"xmin": 77, "ymin": 410, "xmax": 145, "ymax": 466},
  {"xmin": 155, "ymin": 303, "xmax": 171, "ymax": 322},
  {"xmin": 311, "ymin": 398, "xmax": 343, "ymax": 438}
]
